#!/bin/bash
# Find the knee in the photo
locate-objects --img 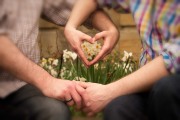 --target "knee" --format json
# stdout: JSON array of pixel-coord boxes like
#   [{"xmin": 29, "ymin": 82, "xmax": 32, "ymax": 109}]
[
  {"xmin": 150, "ymin": 75, "xmax": 180, "ymax": 101},
  {"xmin": 34, "ymin": 97, "xmax": 71, "ymax": 120},
  {"xmin": 104, "ymin": 95, "xmax": 139, "ymax": 120},
  {"xmin": 104, "ymin": 97, "xmax": 121, "ymax": 115},
  {"xmin": 103, "ymin": 97, "xmax": 122, "ymax": 120}
]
